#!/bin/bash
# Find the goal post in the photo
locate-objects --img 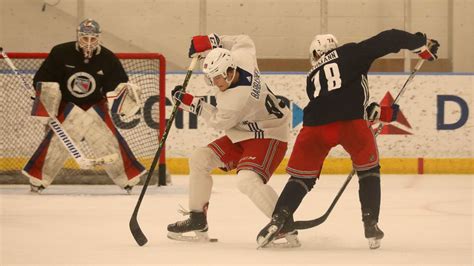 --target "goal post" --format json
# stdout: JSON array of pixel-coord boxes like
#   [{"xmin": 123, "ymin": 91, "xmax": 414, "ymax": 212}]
[{"xmin": 0, "ymin": 52, "xmax": 168, "ymax": 186}]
